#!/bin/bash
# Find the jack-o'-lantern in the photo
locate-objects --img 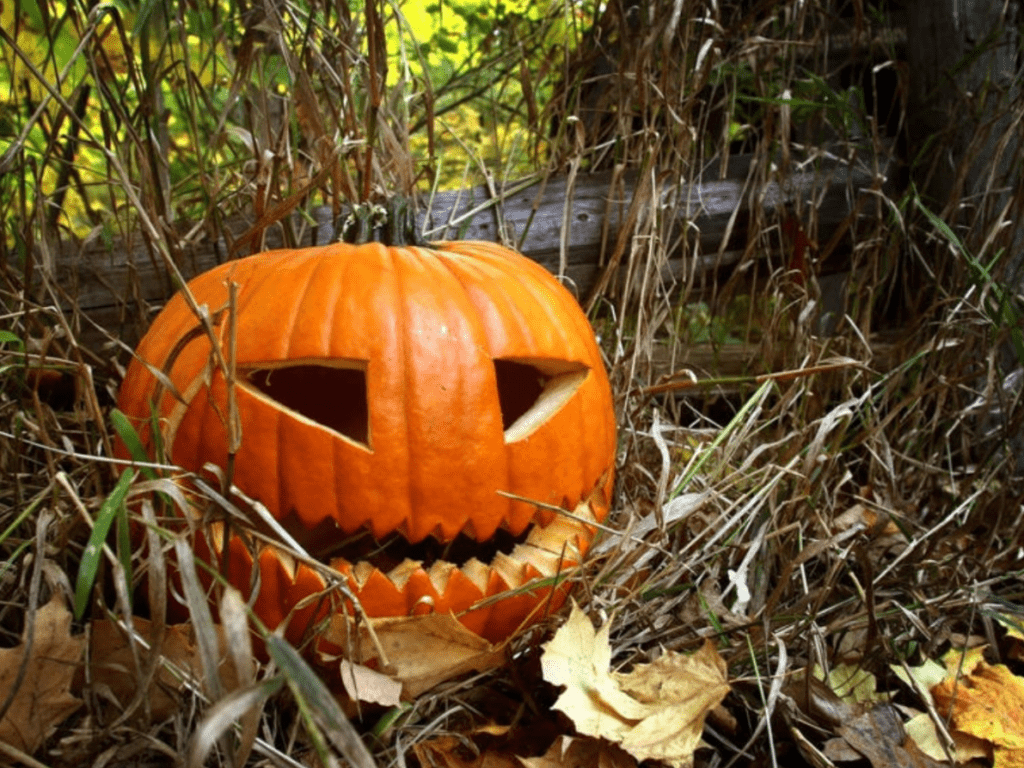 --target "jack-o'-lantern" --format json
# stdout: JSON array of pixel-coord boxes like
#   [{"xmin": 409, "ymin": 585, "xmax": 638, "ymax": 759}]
[{"xmin": 116, "ymin": 238, "xmax": 616, "ymax": 645}]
